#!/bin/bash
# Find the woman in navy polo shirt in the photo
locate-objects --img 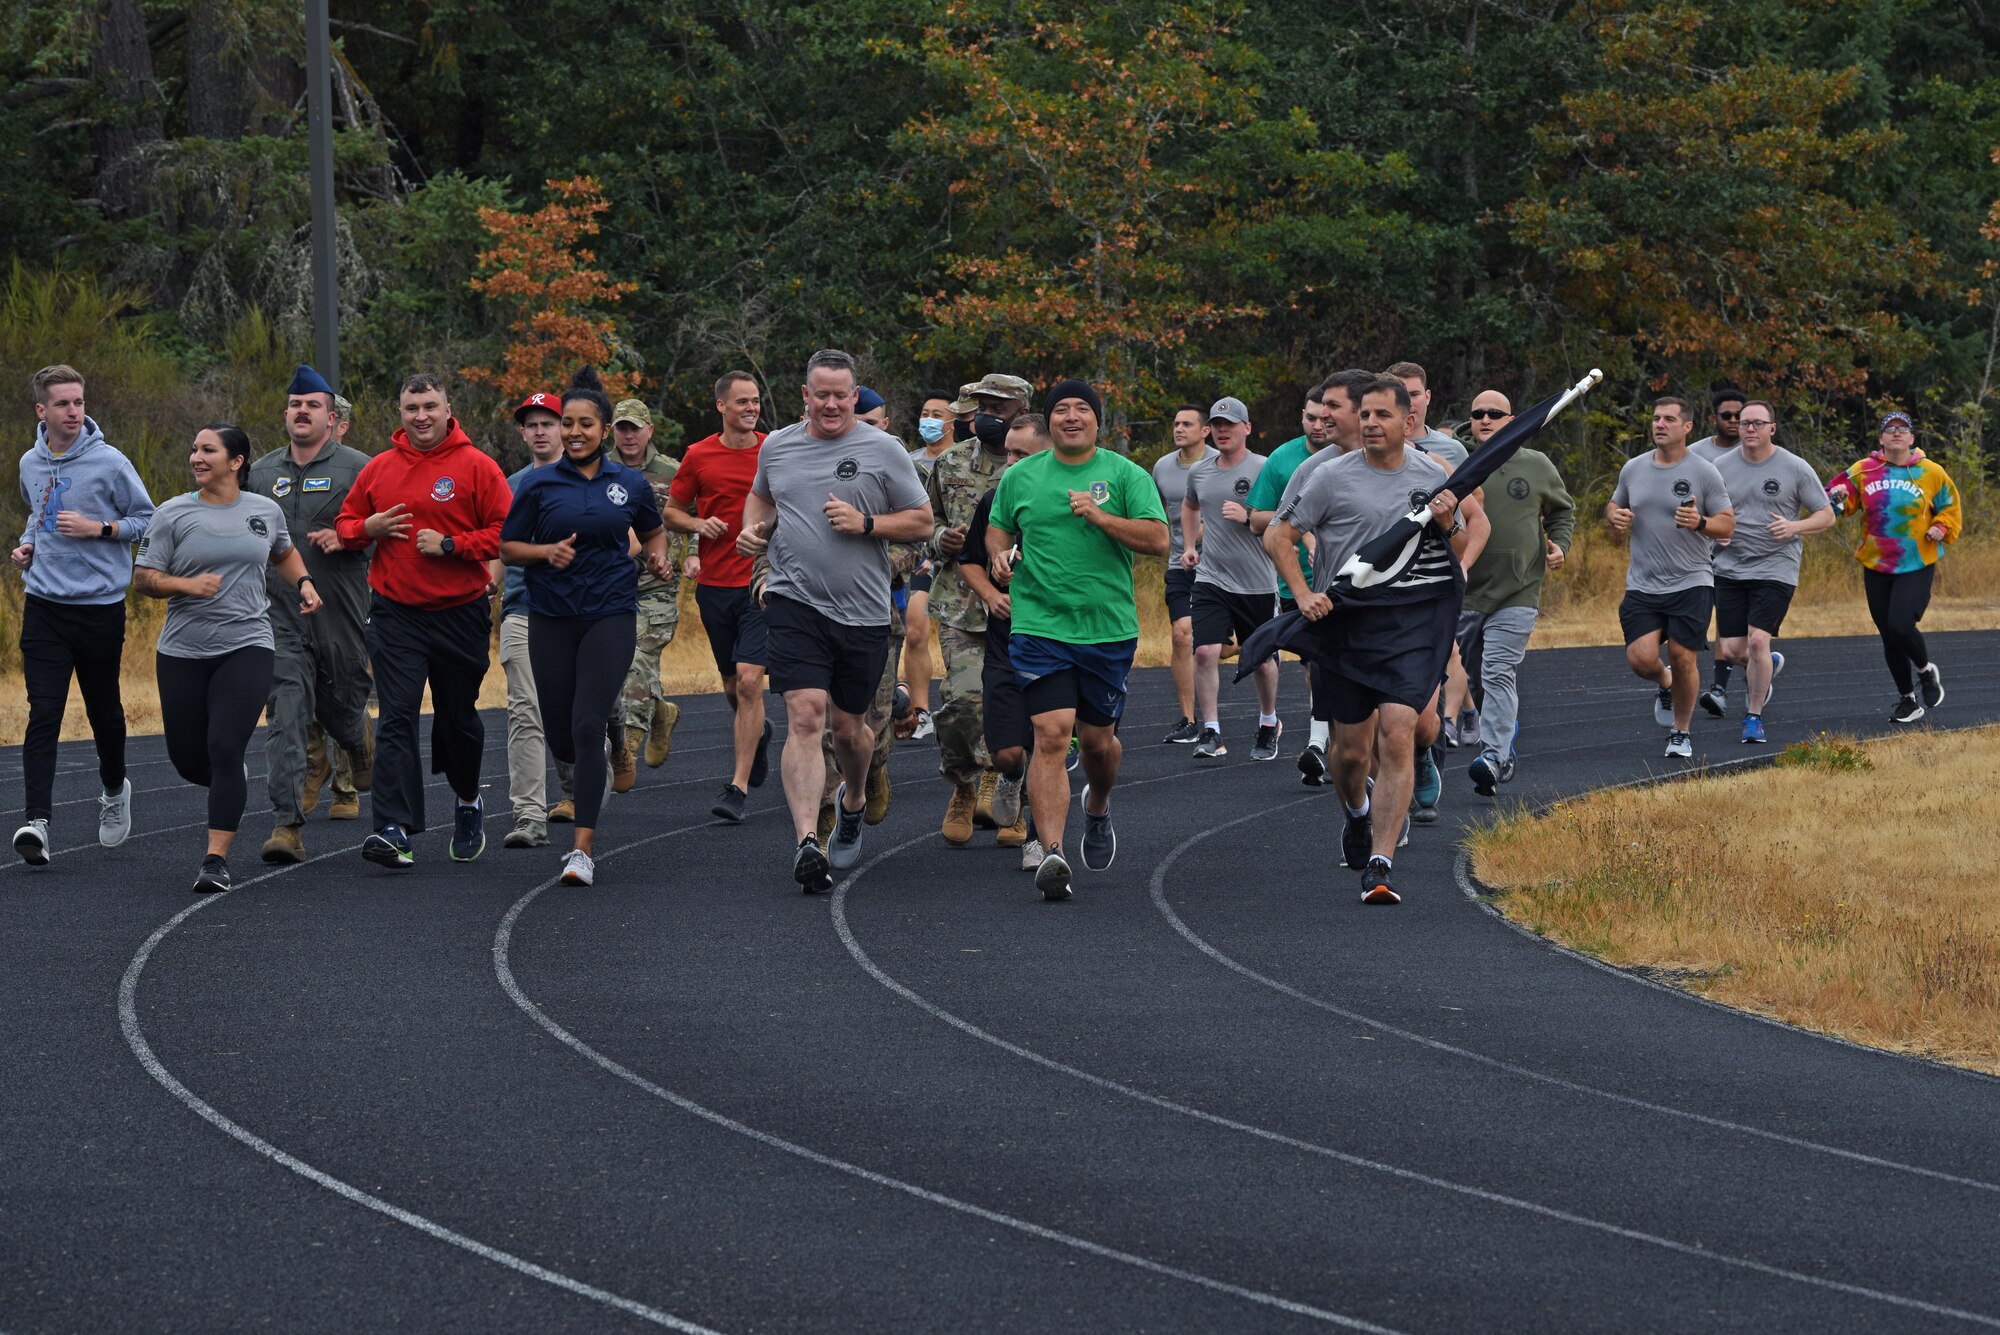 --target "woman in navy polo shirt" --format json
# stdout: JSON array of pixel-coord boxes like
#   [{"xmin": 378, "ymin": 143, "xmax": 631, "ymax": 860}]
[{"xmin": 501, "ymin": 368, "xmax": 670, "ymax": 885}]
